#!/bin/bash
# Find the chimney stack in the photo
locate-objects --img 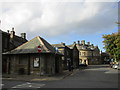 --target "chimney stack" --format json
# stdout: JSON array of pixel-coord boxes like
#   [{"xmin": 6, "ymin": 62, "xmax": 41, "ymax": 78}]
[
  {"xmin": 7, "ymin": 30, "xmax": 9, "ymax": 33},
  {"xmin": 81, "ymin": 40, "xmax": 85, "ymax": 45},
  {"xmin": 91, "ymin": 44, "xmax": 94, "ymax": 49},
  {"xmin": 61, "ymin": 42, "xmax": 65, "ymax": 46},
  {"xmin": 10, "ymin": 27, "xmax": 15, "ymax": 39},
  {"xmin": 73, "ymin": 41, "xmax": 76, "ymax": 44},
  {"xmin": 21, "ymin": 33, "xmax": 26, "ymax": 39},
  {"xmin": 87, "ymin": 42, "xmax": 90, "ymax": 45},
  {"xmin": 78, "ymin": 40, "xmax": 80, "ymax": 44}
]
